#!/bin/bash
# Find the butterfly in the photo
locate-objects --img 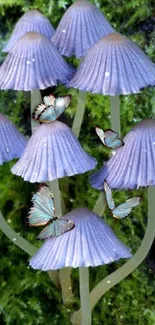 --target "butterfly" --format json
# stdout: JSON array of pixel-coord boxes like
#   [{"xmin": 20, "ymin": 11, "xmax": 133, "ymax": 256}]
[
  {"xmin": 32, "ymin": 94, "xmax": 72, "ymax": 123},
  {"xmin": 28, "ymin": 186, "xmax": 75, "ymax": 239},
  {"xmin": 96, "ymin": 127, "xmax": 124, "ymax": 149},
  {"xmin": 104, "ymin": 181, "xmax": 141, "ymax": 219}
]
